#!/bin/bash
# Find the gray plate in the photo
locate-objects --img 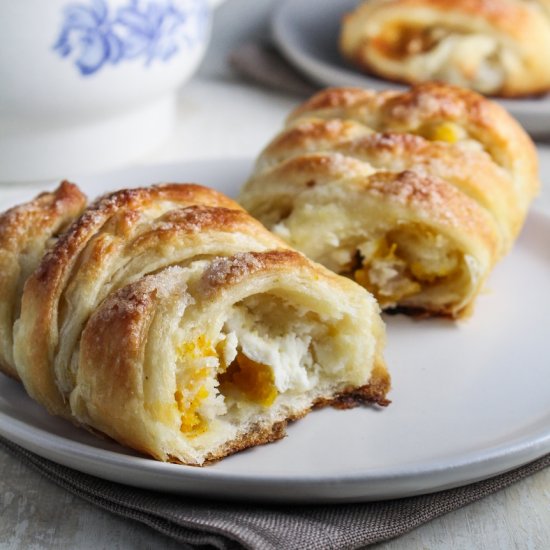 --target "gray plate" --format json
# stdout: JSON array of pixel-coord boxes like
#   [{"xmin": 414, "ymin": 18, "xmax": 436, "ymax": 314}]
[{"xmin": 1, "ymin": 159, "xmax": 550, "ymax": 503}]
